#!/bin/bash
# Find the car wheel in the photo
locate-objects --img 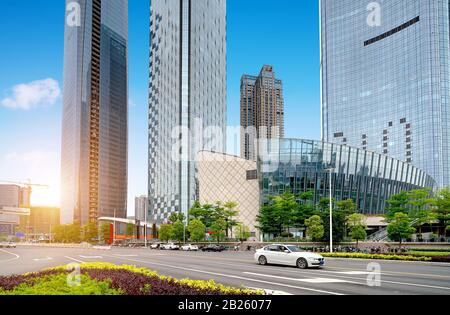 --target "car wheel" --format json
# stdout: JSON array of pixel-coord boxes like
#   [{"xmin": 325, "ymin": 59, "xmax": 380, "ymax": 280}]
[
  {"xmin": 258, "ymin": 256, "xmax": 268, "ymax": 265},
  {"xmin": 297, "ymin": 258, "xmax": 308, "ymax": 269}
]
